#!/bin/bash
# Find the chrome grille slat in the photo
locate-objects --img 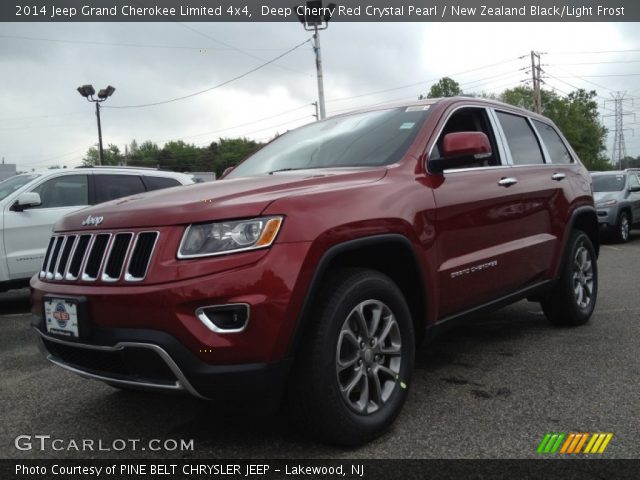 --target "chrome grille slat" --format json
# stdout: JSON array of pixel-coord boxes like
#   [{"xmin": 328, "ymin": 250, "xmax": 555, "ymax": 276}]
[
  {"xmin": 39, "ymin": 231, "xmax": 158, "ymax": 283},
  {"xmin": 102, "ymin": 233, "xmax": 134, "ymax": 282}
]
